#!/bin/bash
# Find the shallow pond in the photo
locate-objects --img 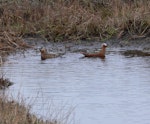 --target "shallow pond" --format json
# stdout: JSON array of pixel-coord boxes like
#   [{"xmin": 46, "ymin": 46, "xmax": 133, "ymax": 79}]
[{"xmin": 1, "ymin": 47, "xmax": 150, "ymax": 124}]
